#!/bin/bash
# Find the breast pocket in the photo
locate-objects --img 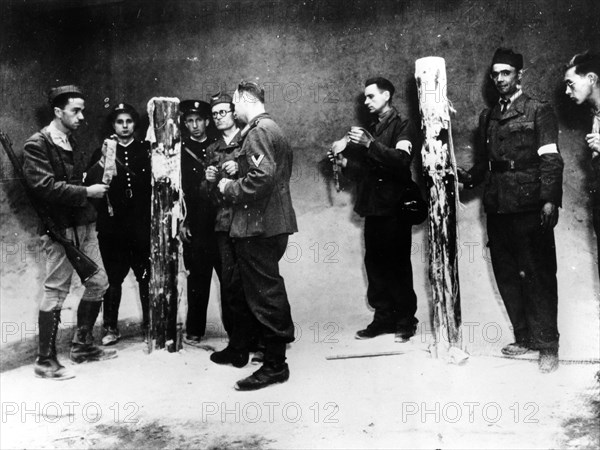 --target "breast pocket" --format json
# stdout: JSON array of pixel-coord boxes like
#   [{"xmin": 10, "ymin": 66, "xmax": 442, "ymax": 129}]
[{"xmin": 508, "ymin": 121, "xmax": 535, "ymax": 149}]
